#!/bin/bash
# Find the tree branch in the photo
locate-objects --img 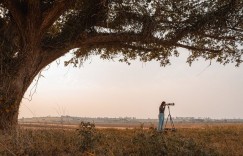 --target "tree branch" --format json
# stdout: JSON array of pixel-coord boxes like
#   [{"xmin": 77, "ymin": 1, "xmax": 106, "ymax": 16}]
[
  {"xmin": 40, "ymin": 0, "xmax": 74, "ymax": 35},
  {"xmin": 40, "ymin": 0, "xmax": 240, "ymax": 68},
  {"xmin": 24, "ymin": 0, "xmax": 42, "ymax": 42},
  {"xmin": 202, "ymin": 34, "xmax": 236, "ymax": 40},
  {"xmin": 2, "ymin": 0, "xmax": 25, "ymax": 37},
  {"xmin": 40, "ymin": 0, "xmax": 109, "ymax": 63},
  {"xmin": 175, "ymin": 43, "xmax": 222, "ymax": 53},
  {"xmin": 166, "ymin": 0, "xmax": 237, "ymax": 44}
]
